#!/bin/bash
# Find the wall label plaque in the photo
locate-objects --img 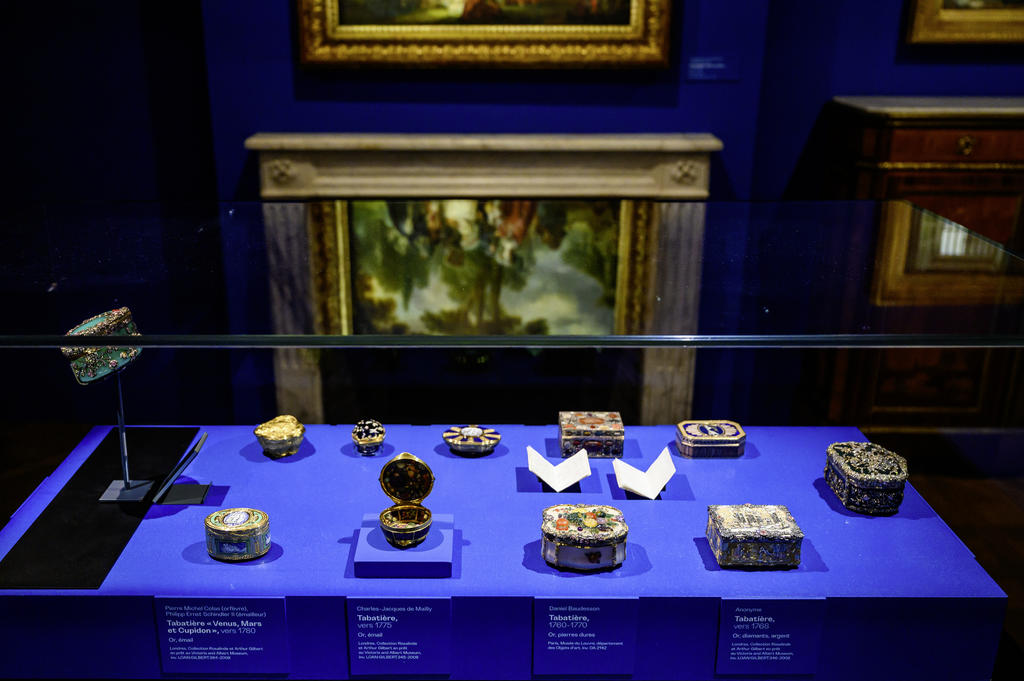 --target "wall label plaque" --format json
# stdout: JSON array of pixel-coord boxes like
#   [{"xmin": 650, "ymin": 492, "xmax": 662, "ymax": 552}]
[
  {"xmin": 533, "ymin": 598, "xmax": 638, "ymax": 676},
  {"xmin": 347, "ymin": 598, "xmax": 451, "ymax": 676},
  {"xmin": 154, "ymin": 597, "xmax": 289, "ymax": 675},
  {"xmin": 716, "ymin": 598, "xmax": 825, "ymax": 676}
]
